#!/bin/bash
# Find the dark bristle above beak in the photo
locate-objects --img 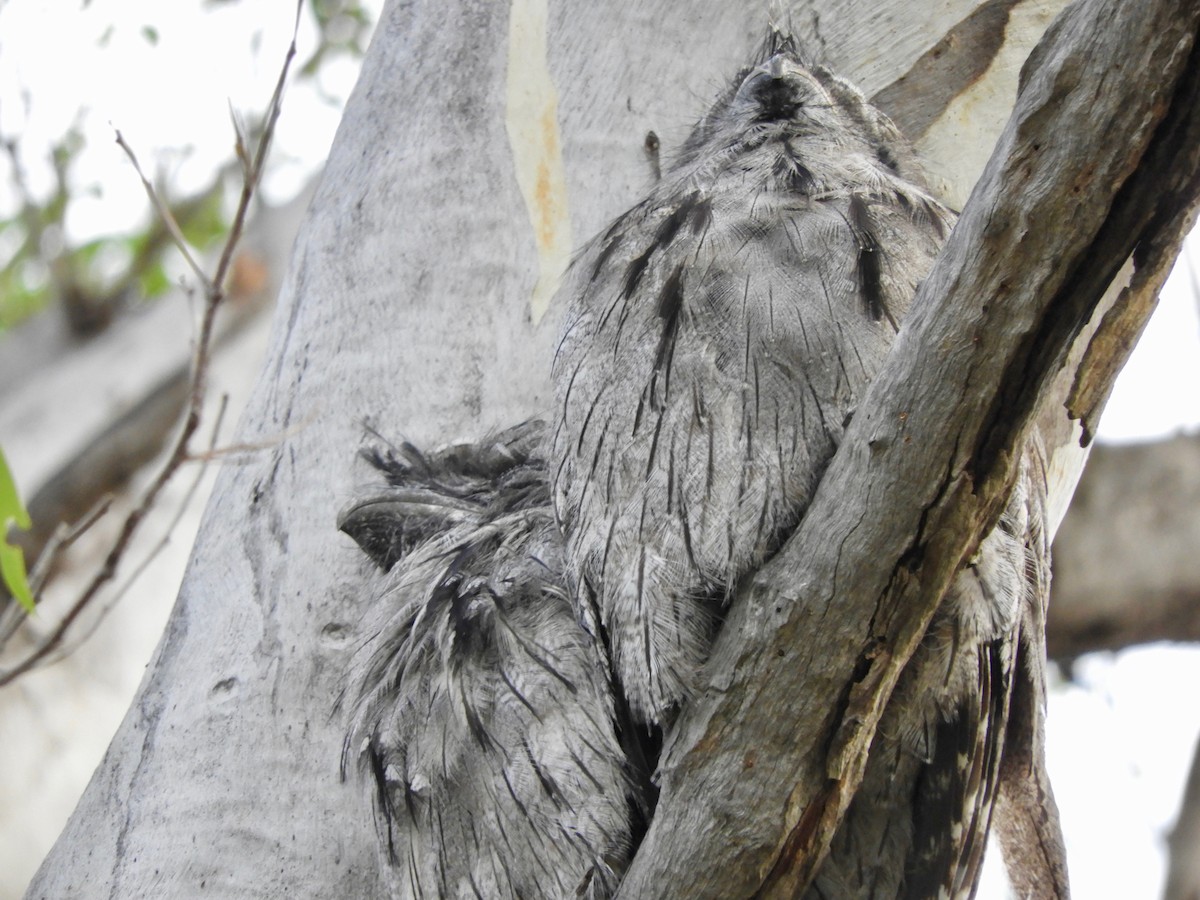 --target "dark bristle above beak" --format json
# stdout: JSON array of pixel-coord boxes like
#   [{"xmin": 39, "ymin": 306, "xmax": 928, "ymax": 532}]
[{"xmin": 758, "ymin": 21, "xmax": 800, "ymax": 64}]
